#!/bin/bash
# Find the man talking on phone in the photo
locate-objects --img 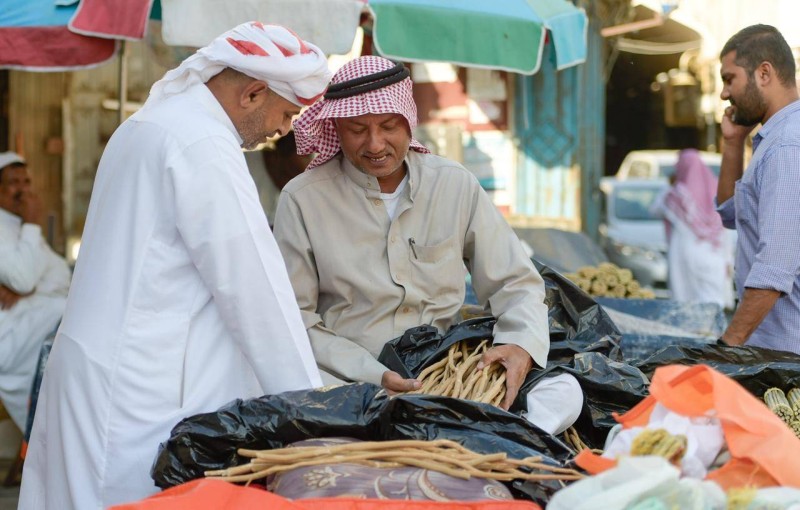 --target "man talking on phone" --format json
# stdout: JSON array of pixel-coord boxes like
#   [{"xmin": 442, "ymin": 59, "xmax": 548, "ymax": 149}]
[{"xmin": 716, "ymin": 24, "xmax": 800, "ymax": 353}]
